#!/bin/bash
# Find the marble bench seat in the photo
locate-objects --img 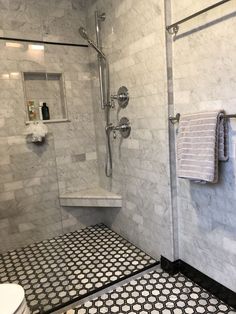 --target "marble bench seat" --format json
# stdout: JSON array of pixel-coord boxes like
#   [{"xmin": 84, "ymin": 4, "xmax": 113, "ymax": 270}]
[{"xmin": 59, "ymin": 187, "xmax": 122, "ymax": 207}]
